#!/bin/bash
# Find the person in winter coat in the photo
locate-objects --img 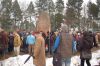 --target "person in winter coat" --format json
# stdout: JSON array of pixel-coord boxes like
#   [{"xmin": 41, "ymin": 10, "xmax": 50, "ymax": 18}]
[
  {"xmin": 77, "ymin": 31, "xmax": 98, "ymax": 66},
  {"xmin": 33, "ymin": 32, "xmax": 46, "ymax": 66},
  {"xmin": 8, "ymin": 32, "xmax": 14, "ymax": 53},
  {"xmin": 52, "ymin": 24, "xmax": 73, "ymax": 66},
  {"xmin": 13, "ymin": 31, "xmax": 22, "ymax": 56},
  {"xmin": 0, "ymin": 30, "xmax": 8, "ymax": 55},
  {"xmin": 26, "ymin": 31, "xmax": 35, "ymax": 55},
  {"xmin": 50, "ymin": 32, "xmax": 56, "ymax": 55},
  {"xmin": 52, "ymin": 31, "xmax": 62, "ymax": 66}
]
